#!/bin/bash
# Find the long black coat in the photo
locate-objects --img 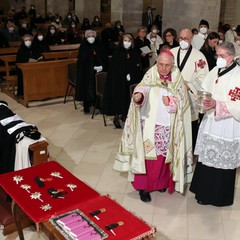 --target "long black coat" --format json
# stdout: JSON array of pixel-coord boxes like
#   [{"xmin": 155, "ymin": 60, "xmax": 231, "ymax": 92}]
[
  {"xmin": 75, "ymin": 38, "xmax": 107, "ymax": 102},
  {"xmin": 102, "ymin": 45, "xmax": 142, "ymax": 116},
  {"xmin": 134, "ymin": 37, "xmax": 151, "ymax": 70}
]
